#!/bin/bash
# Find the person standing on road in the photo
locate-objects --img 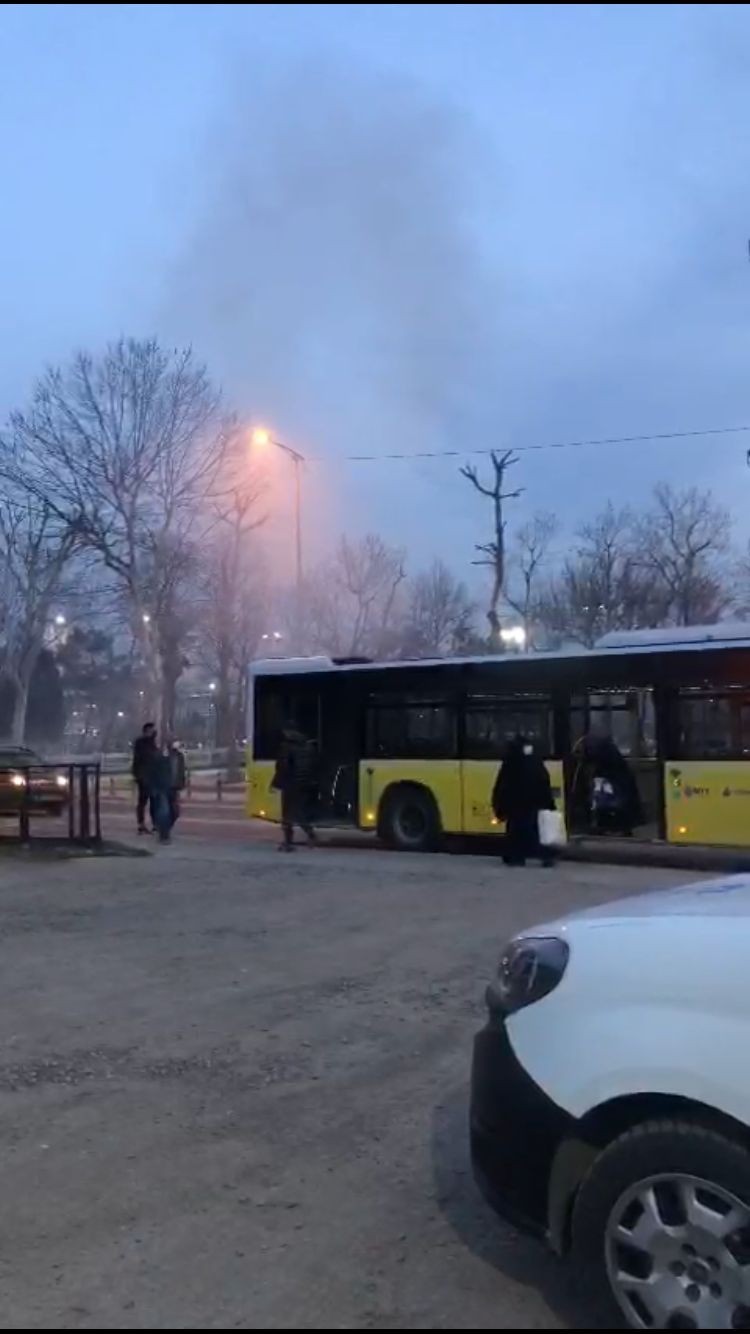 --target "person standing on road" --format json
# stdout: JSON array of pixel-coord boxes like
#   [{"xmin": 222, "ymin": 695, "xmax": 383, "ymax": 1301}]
[
  {"xmin": 492, "ymin": 734, "xmax": 556, "ymax": 868},
  {"xmin": 148, "ymin": 743, "xmax": 175, "ymax": 844},
  {"xmin": 132, "ymin": 722, "xmax": 158, "ymax": 834},
  {"xmin": 167, "ymin": 739, "xmax": 187, "ymax": 829},
  {"xmin": 271, "ymin": 723, "xmax": 318, "ymax": 851}
]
